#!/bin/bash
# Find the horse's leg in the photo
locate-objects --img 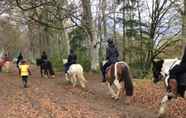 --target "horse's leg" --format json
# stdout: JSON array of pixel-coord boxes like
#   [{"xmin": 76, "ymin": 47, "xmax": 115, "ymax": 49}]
[
  {"xmin": 78, "ymin": 73, "xmax": 87, "ymax": 88},
  {"xmin": 44, "ymin": 68, "xmax": 48, "ymax": 79},
  {"xmin": 114, "ymin": 79, "xmax": 122, "ymax": 100},
  {"xmin": 40, "ymin": 66, "xmax": 43, "ymax": 77},
  {"xmin": 159, "ymin": 94, "xmax": 169, "ymax": 117},
  {"xmin": 72, "ymin": 74, "xmax": 77, "ymax": 87},
  {"xmin": 65, "ymin": 73, "xmax": 70, "ymax": 81},
  {"xmin": 46, "ymin": 69, "xmax": 49, "ymax": 78},
  {"xmin": 107, "ymin": 82, "xmax": 117, "ymax": 98},
  {"xmin": 74, "ymin": 74, "xmax": 77, "ymax": 88},
  {"xmin": 4, "ymin": 63, "xmax": 9, "ymax": 72},
  {"xmin": 6, "ymin": 63, "xmax": 10, "ymax": 72}
]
